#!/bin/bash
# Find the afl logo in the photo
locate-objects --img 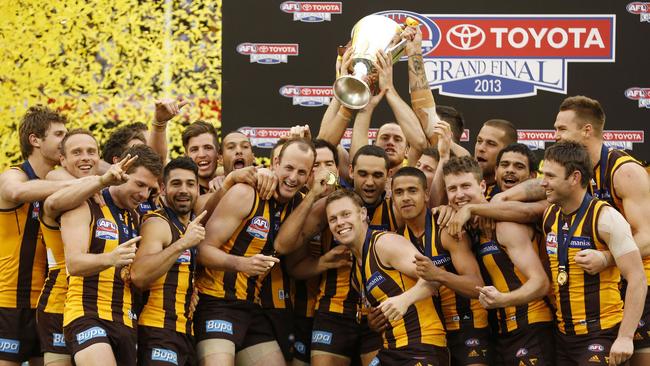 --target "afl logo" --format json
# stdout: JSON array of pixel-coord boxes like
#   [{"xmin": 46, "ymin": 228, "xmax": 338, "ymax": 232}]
[
  {"xmin": 588, "ymin": 344, "xmax": 605, "ymax": 352},
  {"xmin": 374, "ymin": 10, "xmax": 441, "ymax": 56},
  {"xmin": 96, "ymin": 219, "xmax": 119, "ymax": 240},
  {"xmin": 246, "ymin": 216, "xmax": 270, "ymax": 239},
  {"xmin": 446, "ymin": 24, "xmax": 486, "ymax": 50}
]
